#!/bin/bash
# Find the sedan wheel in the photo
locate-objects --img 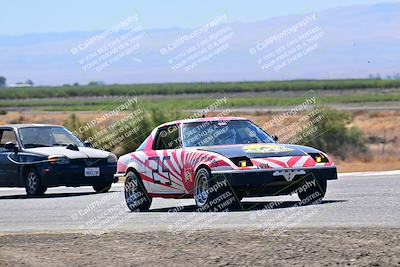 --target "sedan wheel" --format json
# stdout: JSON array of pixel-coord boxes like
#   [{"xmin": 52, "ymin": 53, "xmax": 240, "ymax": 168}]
[
  {"xmin": 25, "ymin": 169, "xmax": 47, "ymax": 196},
  {"xmin": 93, "ymin": 183, "xmax": 112, "ymax": 193}
]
